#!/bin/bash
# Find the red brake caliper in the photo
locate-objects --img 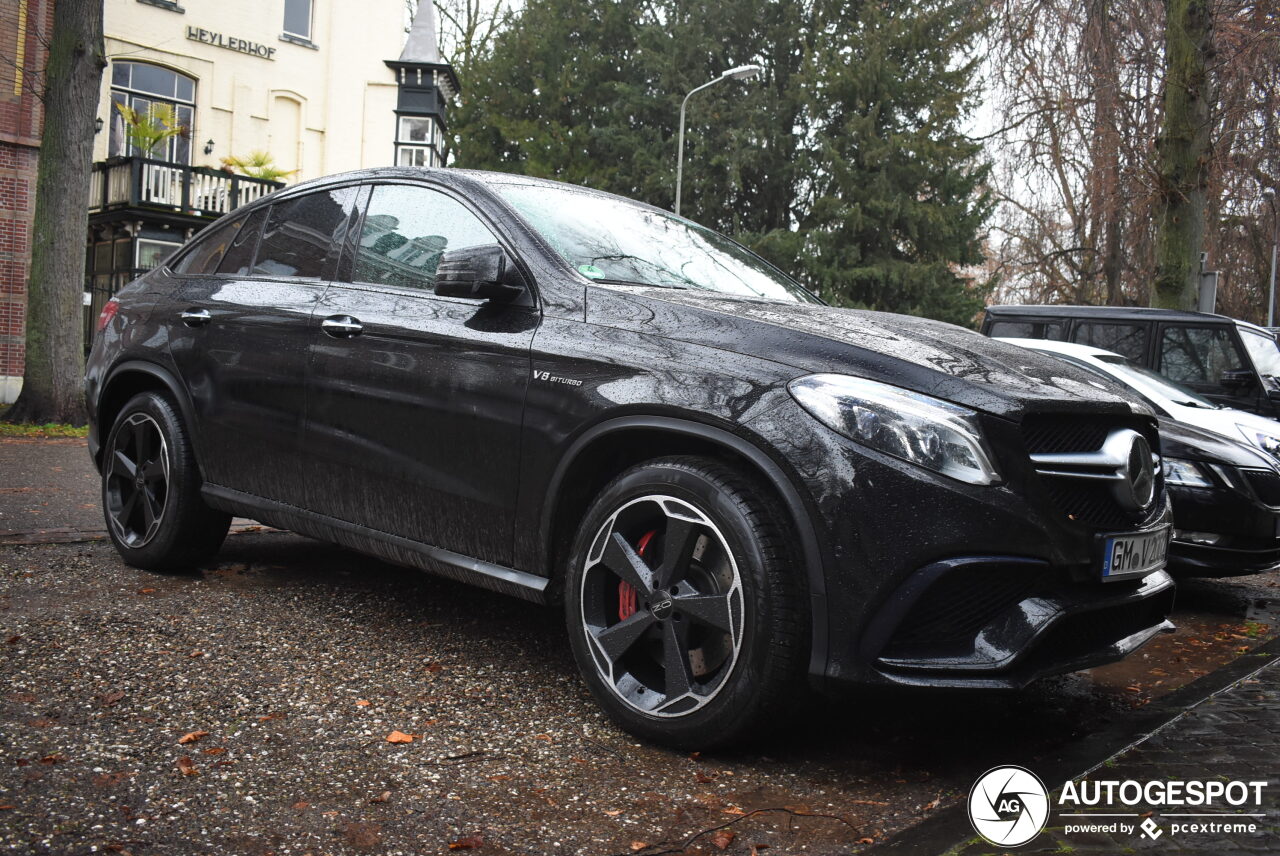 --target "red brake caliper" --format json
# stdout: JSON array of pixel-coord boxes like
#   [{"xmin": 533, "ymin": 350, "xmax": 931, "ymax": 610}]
[{"xmin": 619, "ymin": 529, "xmax": 656, "ymax": 620}]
